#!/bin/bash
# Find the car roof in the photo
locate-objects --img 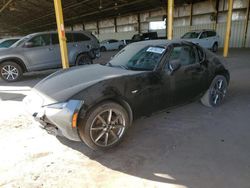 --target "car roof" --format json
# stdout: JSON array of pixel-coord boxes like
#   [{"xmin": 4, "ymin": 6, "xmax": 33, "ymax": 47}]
[
  {"xmin": 25, "ymin": 30, "xmax": 91, "ymax": 37},
  {"xmin": 189, "ymin": 29, "xmax": 216, "ymax": 32}
]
